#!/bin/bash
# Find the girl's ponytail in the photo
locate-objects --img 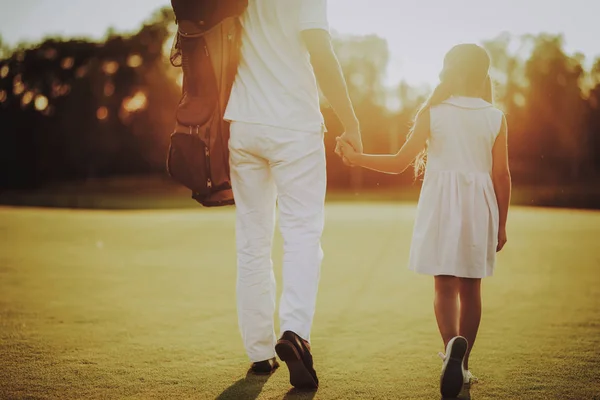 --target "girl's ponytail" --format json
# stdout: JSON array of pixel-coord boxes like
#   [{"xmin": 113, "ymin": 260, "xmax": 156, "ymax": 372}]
[
  {"xmin": 481, "ymin": 74, "xmax": 494, "ymax": 104},
  {"xmin": 407, "ymin": 79, "xmax": 454, "ymax": 178}
]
